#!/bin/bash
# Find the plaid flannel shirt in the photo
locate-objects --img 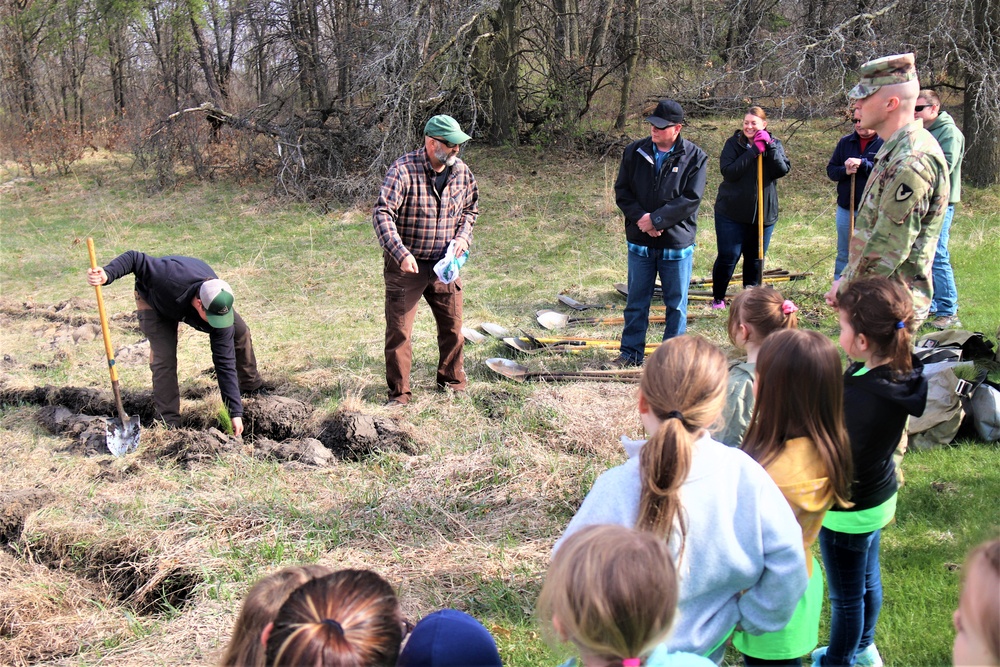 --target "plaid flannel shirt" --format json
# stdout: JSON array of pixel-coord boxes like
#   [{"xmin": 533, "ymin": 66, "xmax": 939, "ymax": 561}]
[{"xmin": 373, "ymin": 147, "xmax": 479, "ymax": 264}]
